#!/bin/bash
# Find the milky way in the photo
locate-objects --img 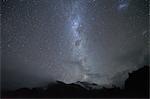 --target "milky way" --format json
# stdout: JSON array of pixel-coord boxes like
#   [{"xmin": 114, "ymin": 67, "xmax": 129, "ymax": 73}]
[{"xmin": 1, "ymin": 0, "xmax": 149, "ymax": 90}]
